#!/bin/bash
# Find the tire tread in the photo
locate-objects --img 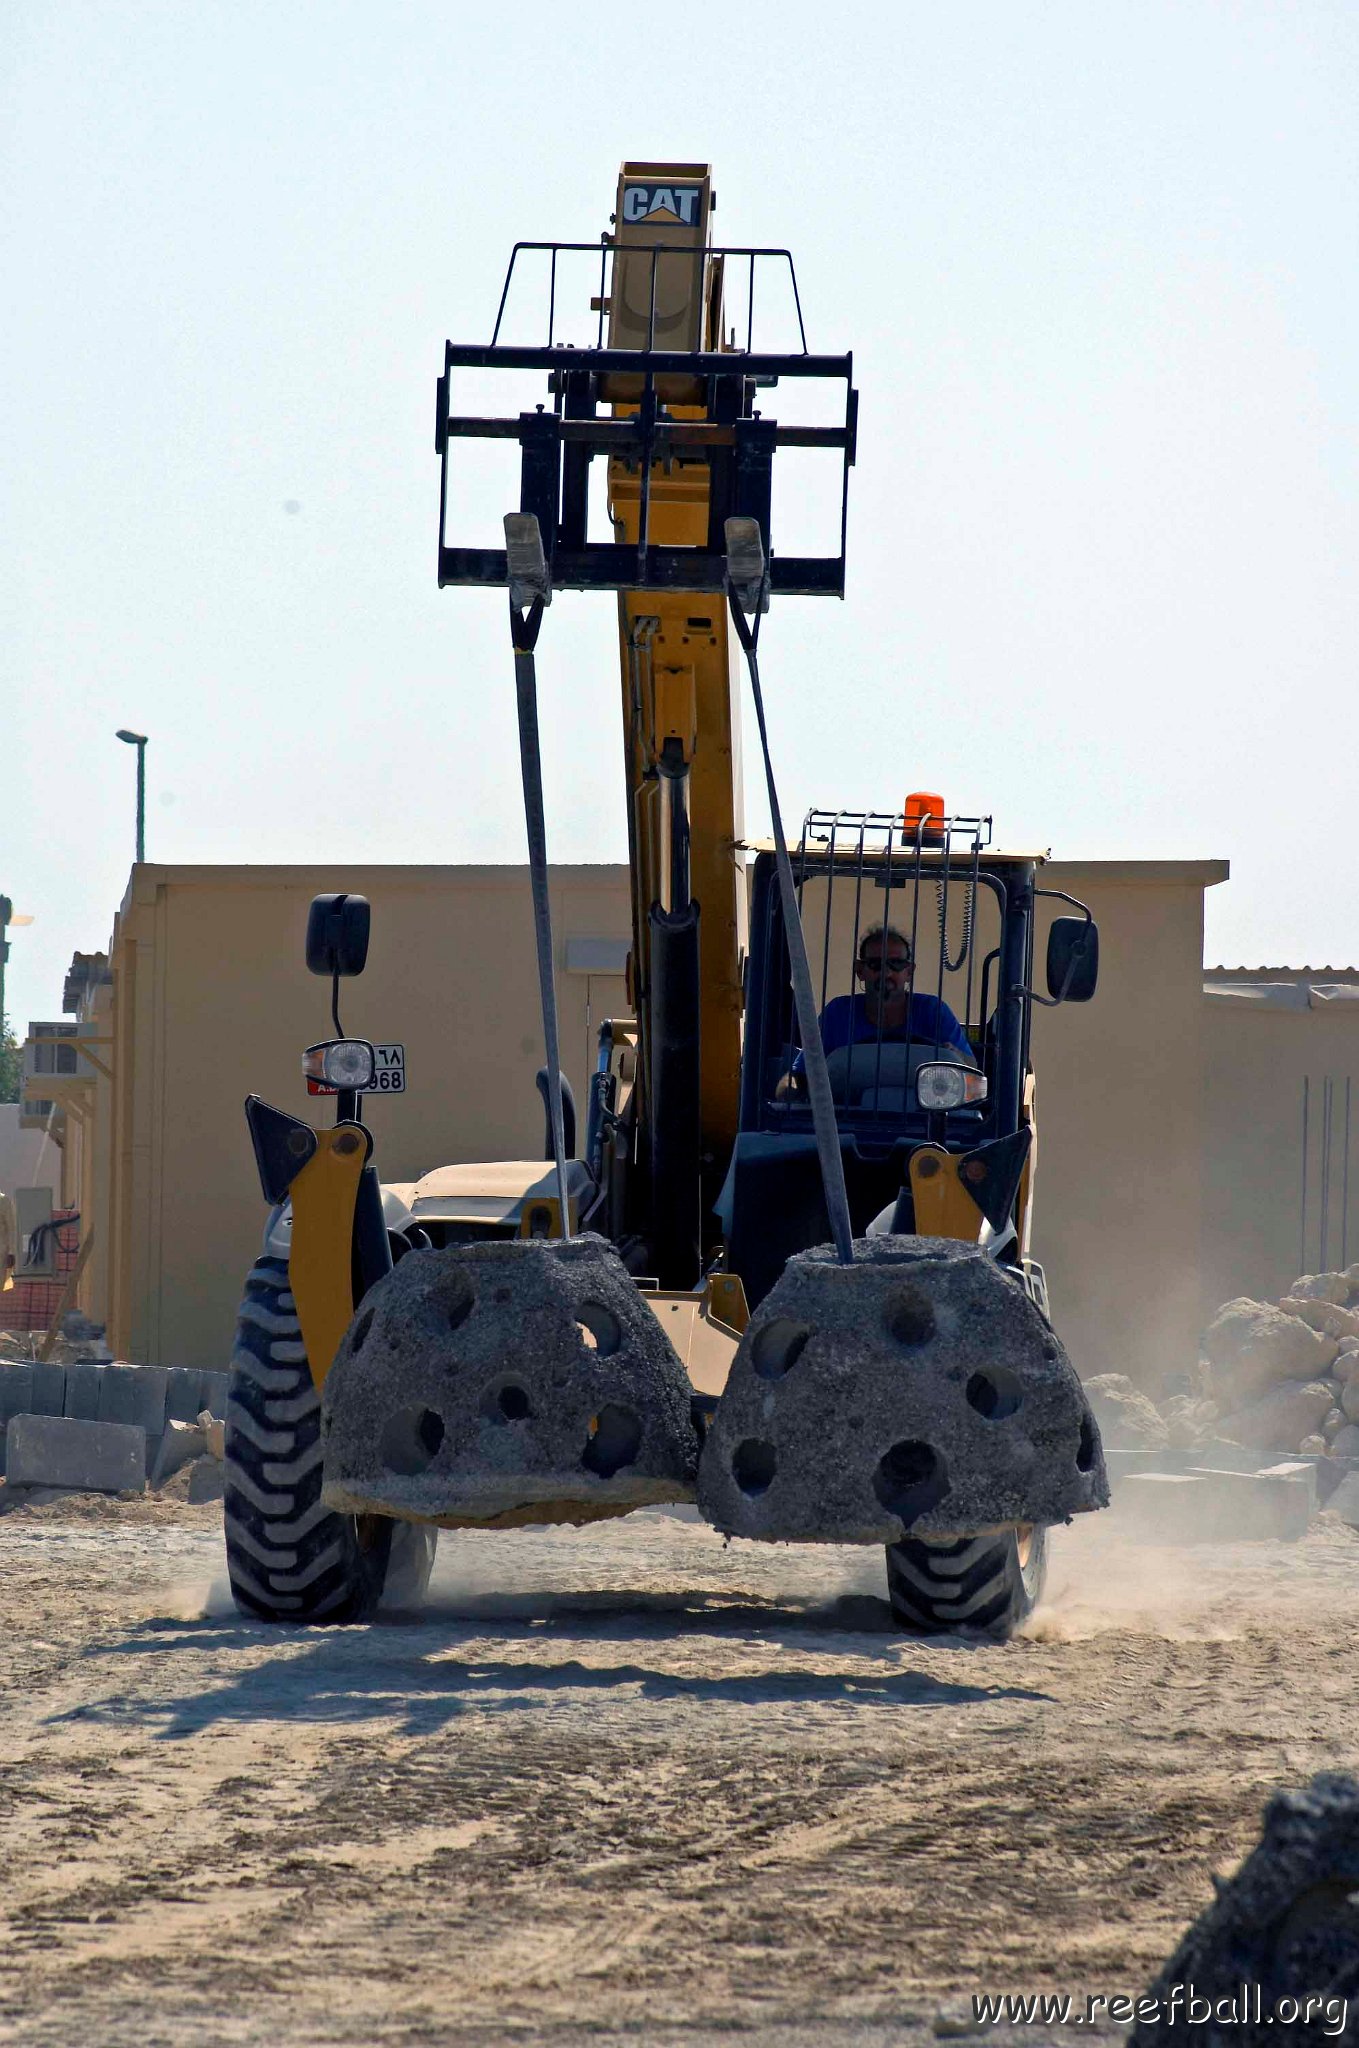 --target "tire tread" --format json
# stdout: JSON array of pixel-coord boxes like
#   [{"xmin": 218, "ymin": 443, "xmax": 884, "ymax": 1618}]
[
  {"xmin": 885, "ymin": 1527, "xmax": 1047, "ymax": 1640},
  {"xmin": 224, "ymin": 1257, "xmax": 382, "ymax": 1623}
]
